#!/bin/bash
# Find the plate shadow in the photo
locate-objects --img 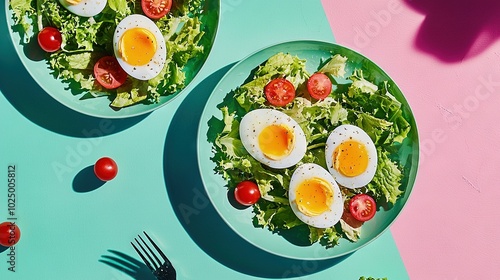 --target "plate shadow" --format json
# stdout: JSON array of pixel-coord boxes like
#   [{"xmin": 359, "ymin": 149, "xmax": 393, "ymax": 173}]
[
  {"xmin": 163, "ymin": 64, "xmax": 349, "ymax": 278},
  {"xmin": 404, "ymin": 0, "xmax": 500, "ymax": 63},
  {"xmin": 0, "ymin": 9, "xmax": 146, "ymax": 137}
]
